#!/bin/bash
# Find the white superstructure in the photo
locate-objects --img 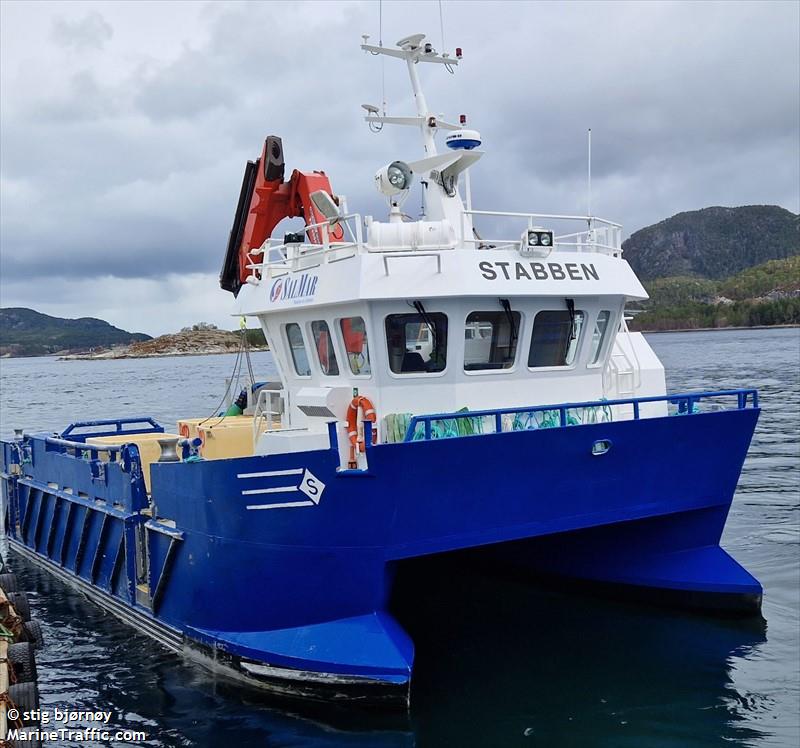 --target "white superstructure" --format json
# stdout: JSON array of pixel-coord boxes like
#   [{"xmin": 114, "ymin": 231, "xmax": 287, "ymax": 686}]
[{"xmin": 235, "ymin": 33, "xmax": 666, "ymax": 463}]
